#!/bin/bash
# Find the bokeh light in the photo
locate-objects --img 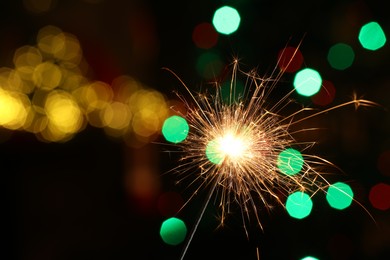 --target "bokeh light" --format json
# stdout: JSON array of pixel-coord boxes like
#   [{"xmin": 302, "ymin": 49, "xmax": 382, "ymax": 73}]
[
  {"xmin": 196, "ymin": 51, "xmax": 224, "ymax": 79},
  {"xmin": 205, "ymin": 139, "xmax": 224, "ymax": 165},
  {"xmin": 192, "ymin": 22, "xmax": 218, "ymax": 49},
  {"xmin": 23, "ymin": 0, "xmax": 57, "ymax": 14},
  {"xmin": 377, "ymin": 150, "xmax": 390, "ymax": 176},
  {"xmin": 358, "ymin": 21, "xmax": 387, "ymax": 51},
  {"xmin": 300, "ymin": 257, "xmax": 319, "ymax": 260},
  {"xmin": 160, "ymin": 217, "xmax": 187, "ymax": 246},
  {"xmin": 311, "ymin": 80, "xmax": 336, "ymax": 106},
  {"xmin": 327, "ymin": 43, "xmax": 355, "ymax": 70},
  {"xmin": 277, "ymin": 46, "xmax": 304, "ymax": 73},
  {"xmin": 157, "ymin": 191, "xmax": 184, "ymax": 217},
  {"xmin": 212, "ymin": 6, "xmax": 241, "ymax": 35},
  {"xmin": 162, "ymin": 115, "xmax": 189, "ymax": 144},
  {"xmin": 277, "ymin": 148, "xmax": 304, "ymax": 176},
  {"xmin": 0, "ymin": 25, "xmax": 169, "ymax": 145},
  {"xmin": 326, "ymin": 182, "xmax": 354, "ymax": 210},
  {"xmin": 369, "ymin": 183, "xmax": 390, "ymax": 210},
  {"xmin": 0, "ymin": 89, "xmax": 30, "ymax": 130},
  {"xmin": 293, "ymin": 68, "xmax": 322, "ymax": 97},
  {"xmin": 285, "ymin": 191, "xmax": 313, "ymax": 219}
]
